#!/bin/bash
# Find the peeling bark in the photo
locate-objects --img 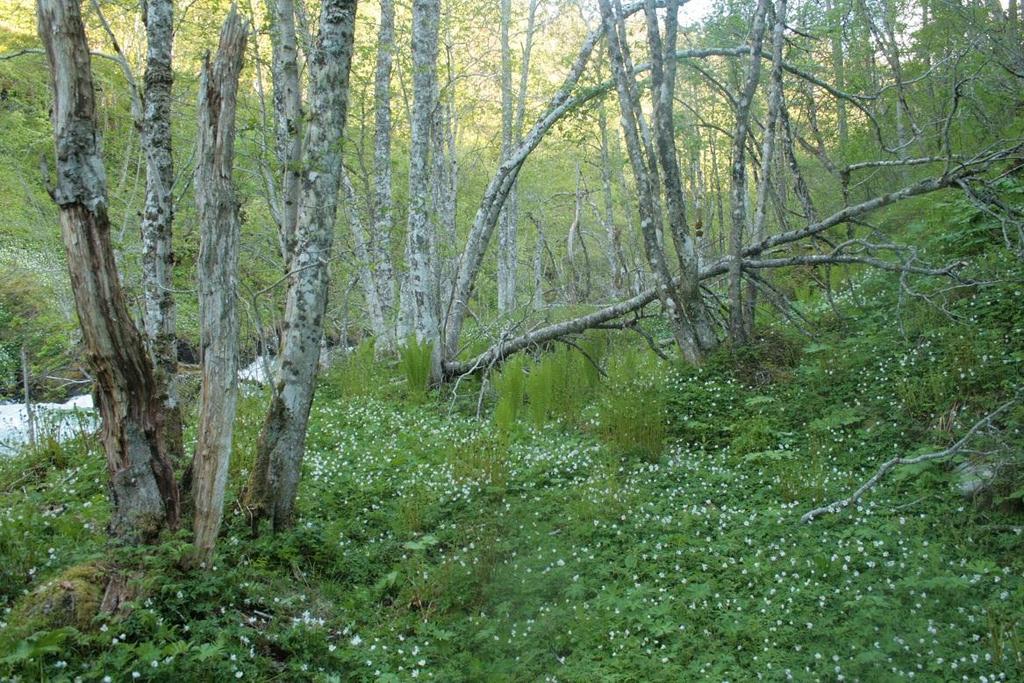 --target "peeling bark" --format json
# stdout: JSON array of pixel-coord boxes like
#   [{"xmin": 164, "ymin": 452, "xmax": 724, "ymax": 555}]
[
  {"xmin": 192, "ymin": 7, "xmax": 248, "ymax": 563},
  {"xmin": 37, "ymin": 0, "xmax": 179, "ymax": 543}
]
